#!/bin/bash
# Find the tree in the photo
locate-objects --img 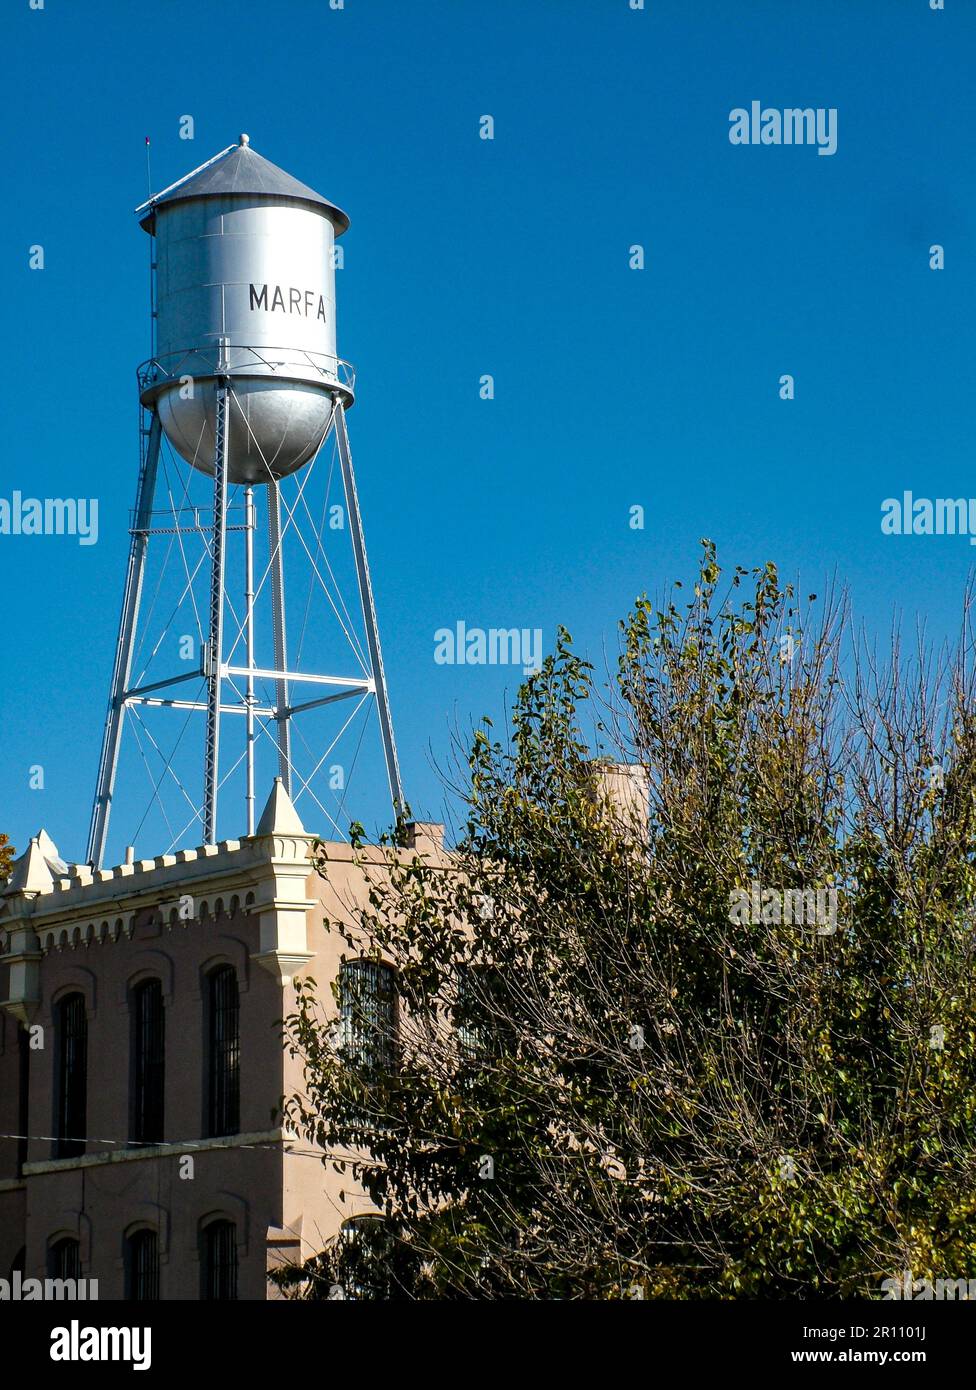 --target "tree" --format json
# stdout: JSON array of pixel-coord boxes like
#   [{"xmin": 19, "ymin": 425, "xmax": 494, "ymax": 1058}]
[
  {"xmin": 279, "ymin": 543, "xmax": 976, "ymax": 1299},
  {"xmin": 0, "ymin": 833, "xmax": 14, "ymax": 884}
]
